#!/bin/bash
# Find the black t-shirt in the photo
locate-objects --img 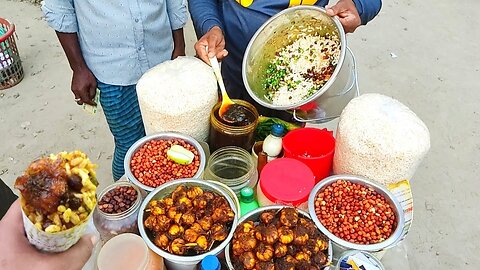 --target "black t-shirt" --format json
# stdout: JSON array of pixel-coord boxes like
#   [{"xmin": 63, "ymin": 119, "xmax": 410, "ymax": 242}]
[{"xmin": 0, "ymin": 179, "xmax": 17, "ymax": 219}]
